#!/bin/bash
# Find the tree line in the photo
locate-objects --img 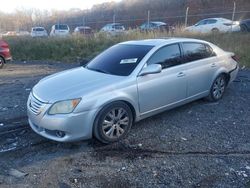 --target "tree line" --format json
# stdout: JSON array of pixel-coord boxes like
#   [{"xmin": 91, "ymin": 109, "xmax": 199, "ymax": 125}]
[{"xmin": 0, "ymin": 0, "xmax": 249, "ymax": 32}]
